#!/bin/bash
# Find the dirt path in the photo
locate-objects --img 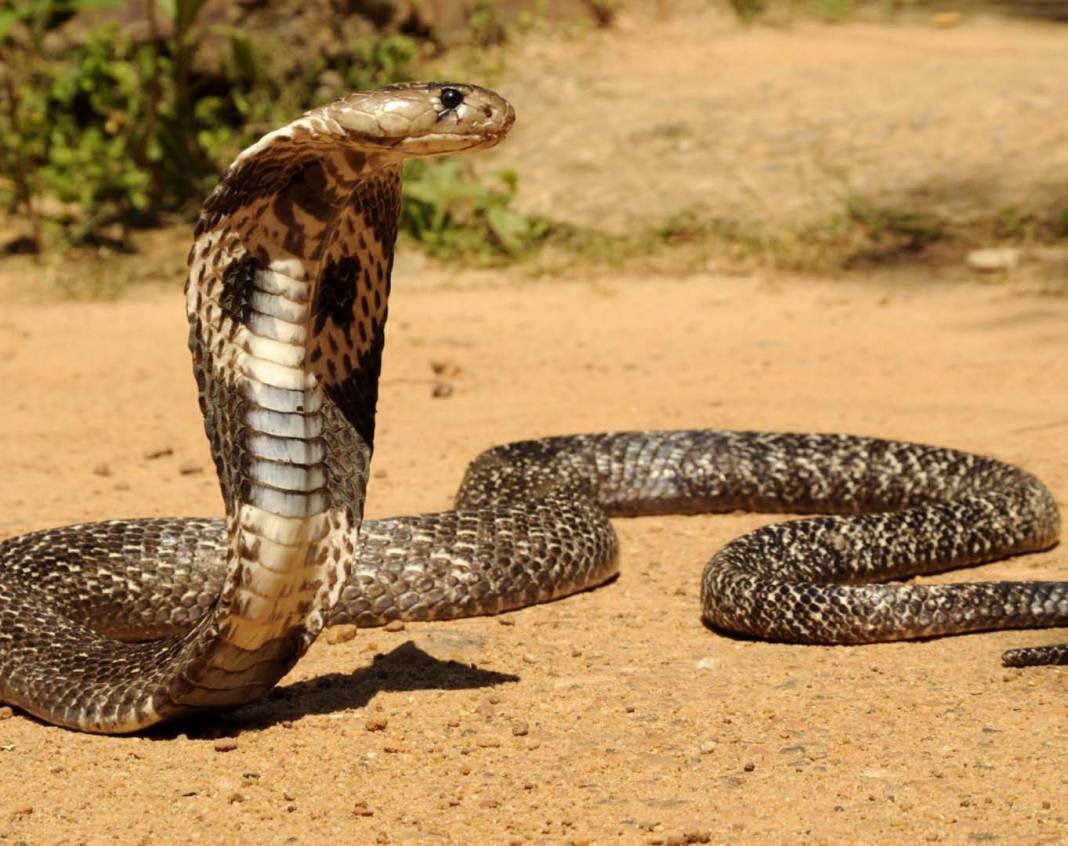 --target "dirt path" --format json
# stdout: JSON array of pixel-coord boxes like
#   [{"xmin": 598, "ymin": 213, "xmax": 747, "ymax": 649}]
[
  {"xmin": 494, "ymin": 7, "xmax": 1068, "ymax": 237},
  {"xmin": 0, "ymin": 270, "xmax": 1065, "ymax": 845}
]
